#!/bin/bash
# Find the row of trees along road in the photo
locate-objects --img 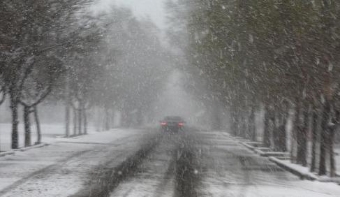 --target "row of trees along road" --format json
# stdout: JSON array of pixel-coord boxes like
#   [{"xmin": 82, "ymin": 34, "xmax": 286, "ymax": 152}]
[
  {"xmin": 0, "ymin": 1, "xmax": 169, "ymax": 149},
  {"xmin": 0, "ymin": 0, "xmax": 95, "ymax": 149},
  {"xmin": 167, "ymin": 0, "xmax": 340, "ymax": 176}
]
